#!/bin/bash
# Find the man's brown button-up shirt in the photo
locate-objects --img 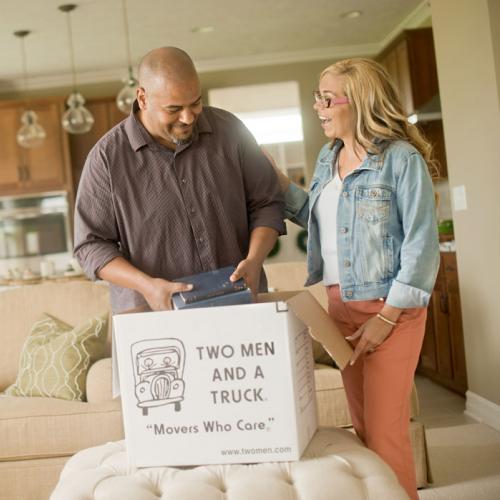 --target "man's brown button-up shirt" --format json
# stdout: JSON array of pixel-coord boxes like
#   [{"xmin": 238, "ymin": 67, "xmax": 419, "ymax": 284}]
[{"xmin": 74, "ymin": 104, "xmax": 286, "ymax": 312}]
